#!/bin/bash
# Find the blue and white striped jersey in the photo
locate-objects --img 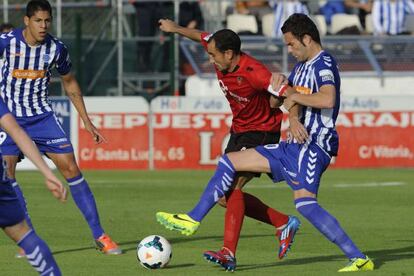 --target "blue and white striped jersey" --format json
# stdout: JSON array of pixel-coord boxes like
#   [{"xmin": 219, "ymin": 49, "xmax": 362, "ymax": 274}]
[
  {"xmin": 372, "ymin": 0, "xmax": 414, "ymax": 35},
  {"xmin": 270, "ymin": 1, "xmax": 309, "ymax": 38},
  {"xmin": 288, "ymin": 50, "xmax": 340, "ymax": 156},
  {"xmin": 0, "ymin": 28, "xmax": 72, "ymax": 117}
]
